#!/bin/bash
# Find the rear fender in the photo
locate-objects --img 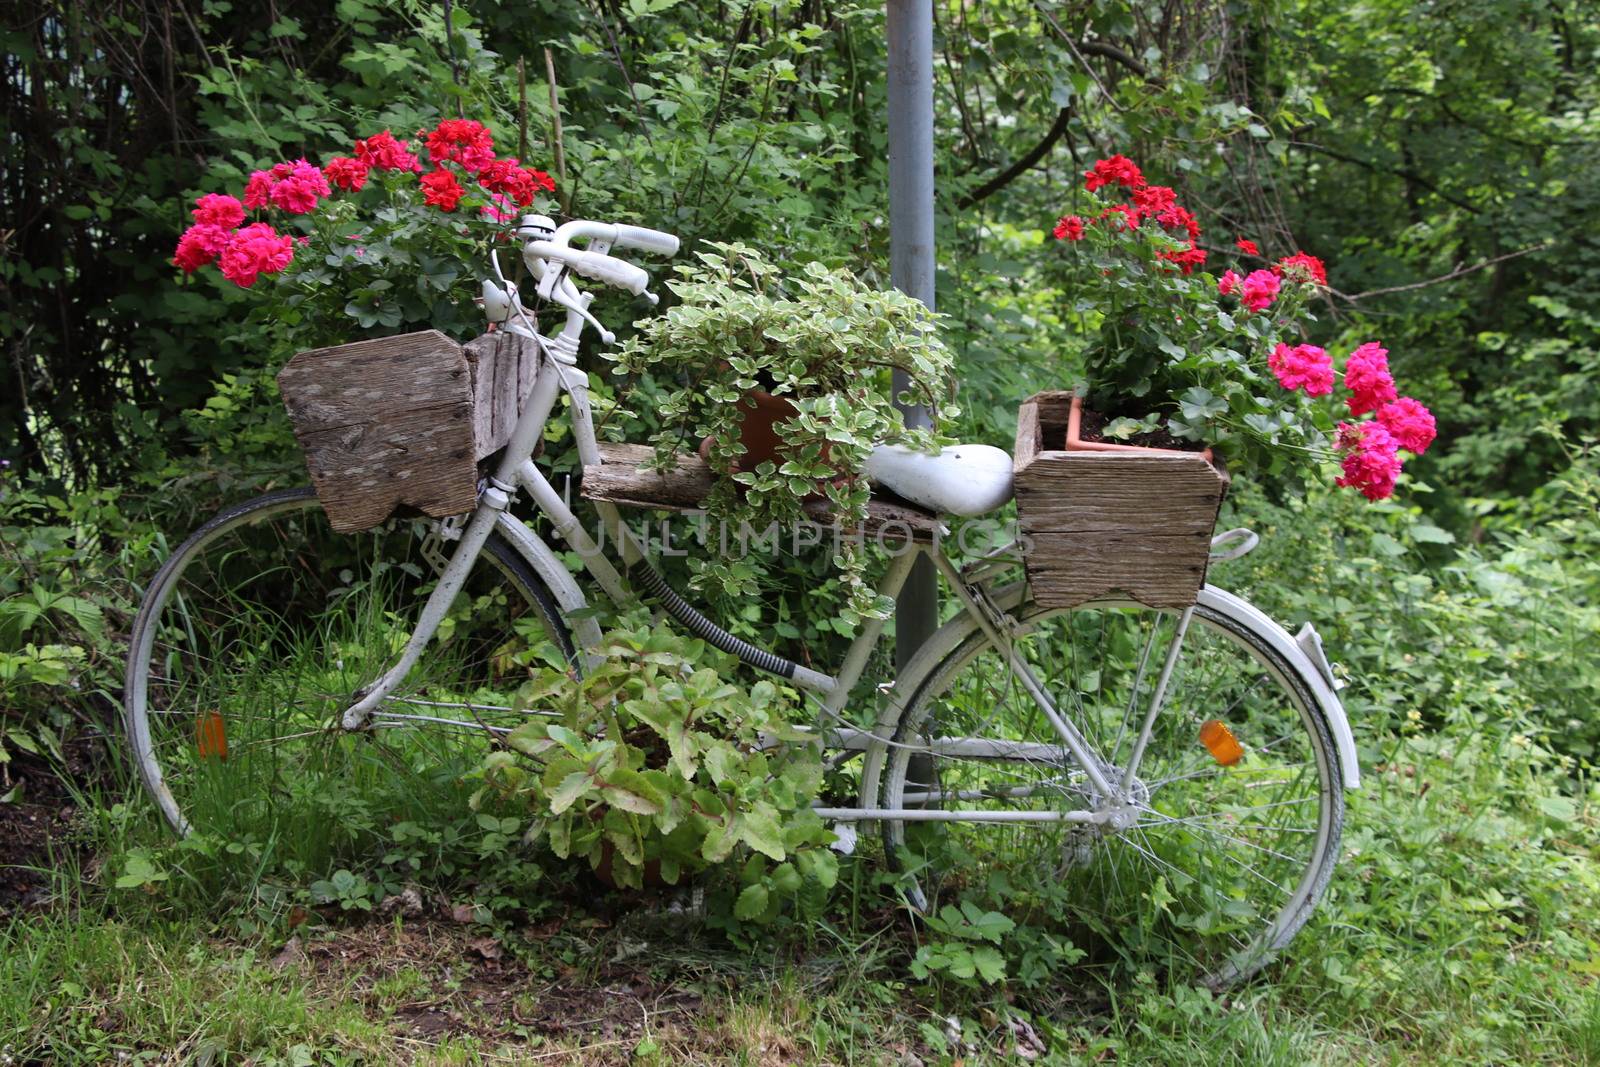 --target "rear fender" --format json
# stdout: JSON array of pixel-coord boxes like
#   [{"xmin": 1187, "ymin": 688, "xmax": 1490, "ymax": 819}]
[{"xmin": 1198, "ymin": 588, "xmax": 1361, "ymax": 790}]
